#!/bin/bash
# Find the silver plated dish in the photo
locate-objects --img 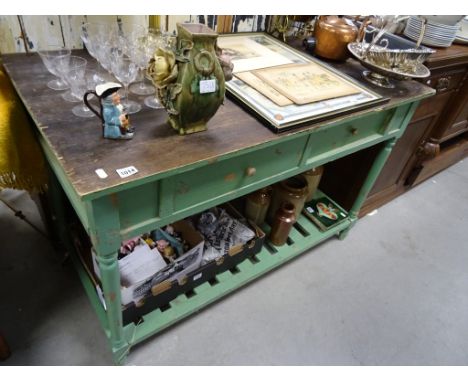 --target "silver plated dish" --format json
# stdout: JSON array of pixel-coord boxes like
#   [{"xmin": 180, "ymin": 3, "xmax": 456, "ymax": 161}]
[{"xmin": 348, "ymin": 42, "xmax": 432, "ymax": 88}]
